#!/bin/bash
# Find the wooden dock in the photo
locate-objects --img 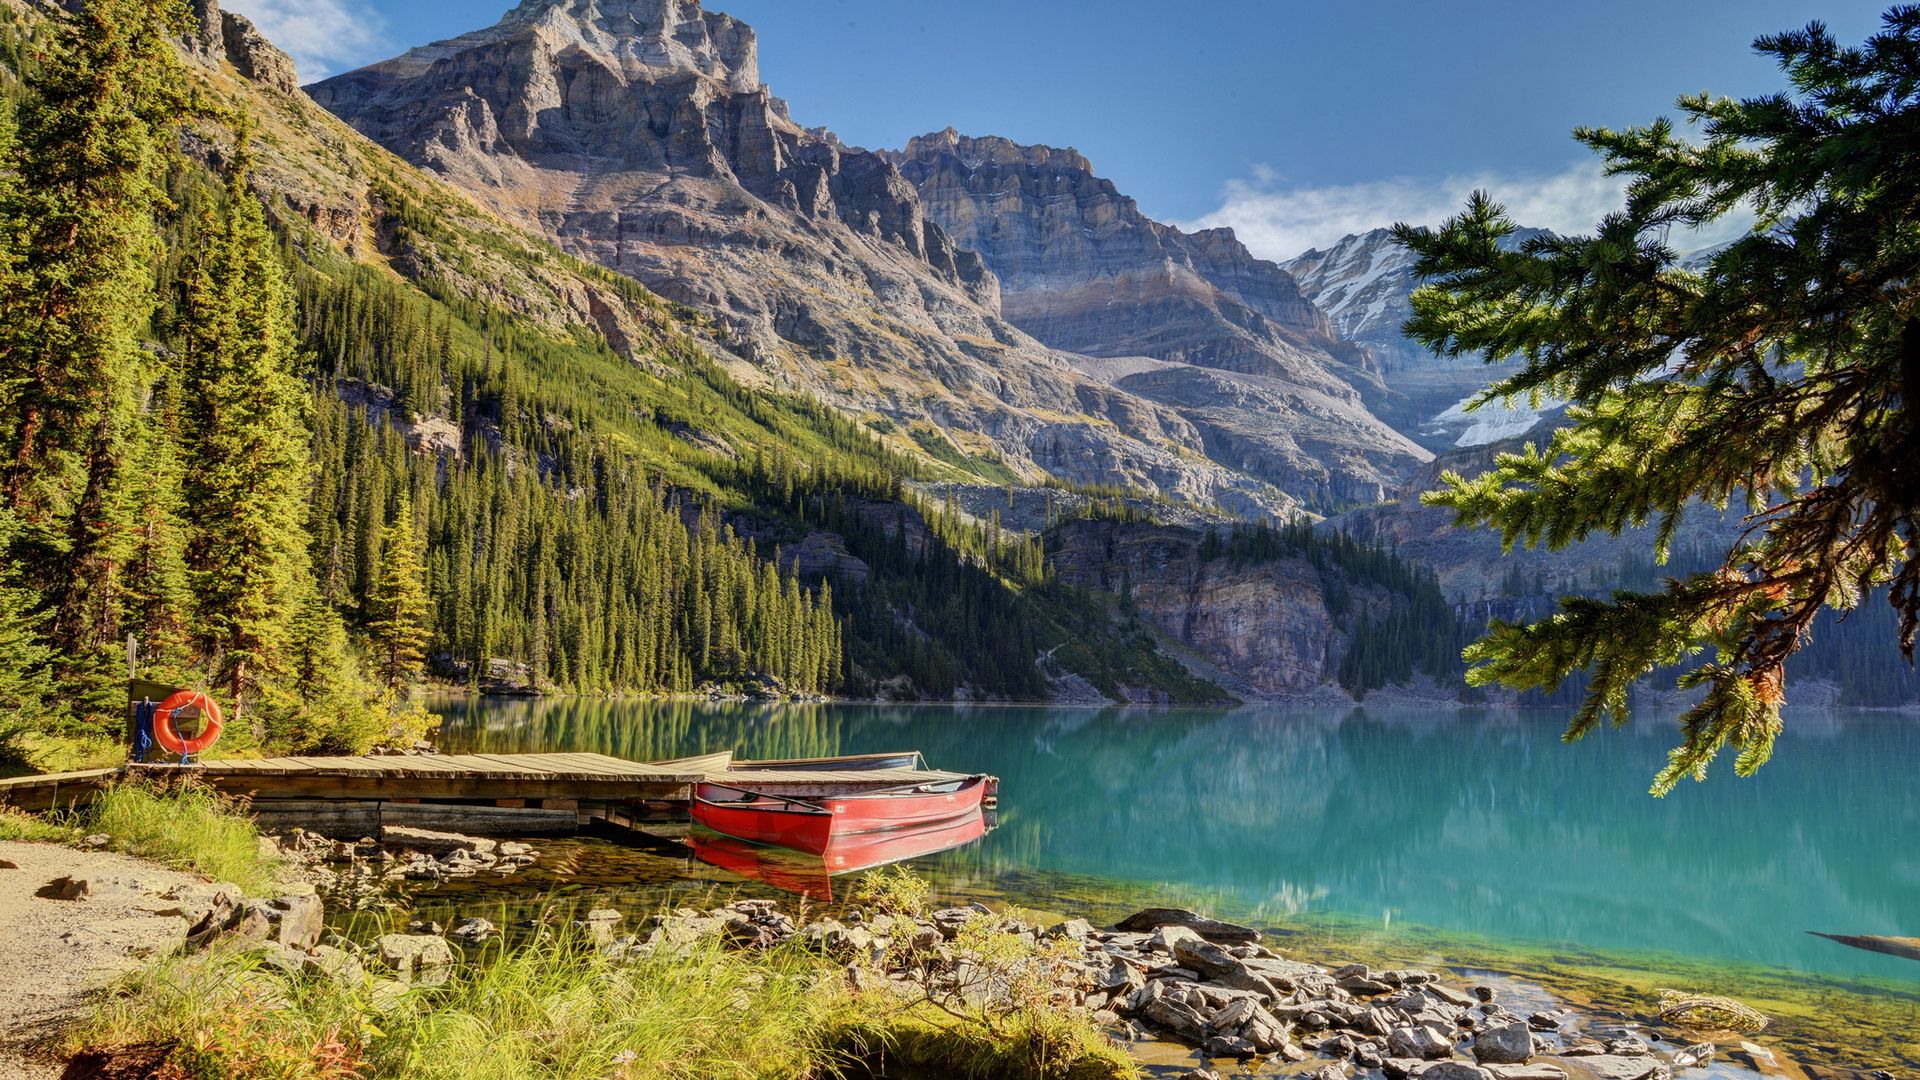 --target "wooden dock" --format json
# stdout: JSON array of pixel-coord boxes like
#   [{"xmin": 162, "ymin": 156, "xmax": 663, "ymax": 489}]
[{"xmin": 0, "ymin": 750, "xmax": 988, "ymax": 837}]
